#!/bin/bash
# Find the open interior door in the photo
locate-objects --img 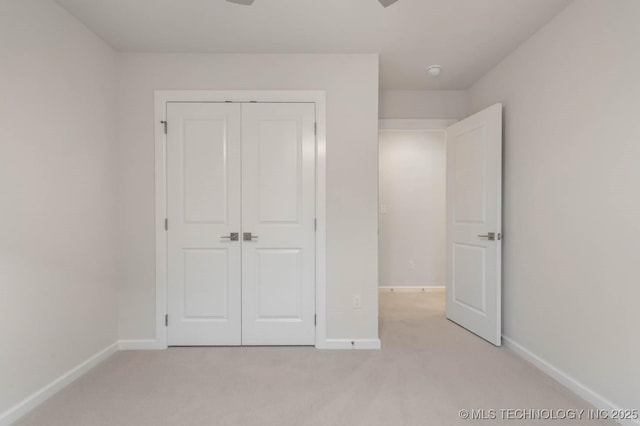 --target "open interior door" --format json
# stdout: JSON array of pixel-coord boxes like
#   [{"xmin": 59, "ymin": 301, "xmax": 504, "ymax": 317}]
[{"xmin": 445, "ymin": 103, "xmax": 502, "ymax": 346}]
